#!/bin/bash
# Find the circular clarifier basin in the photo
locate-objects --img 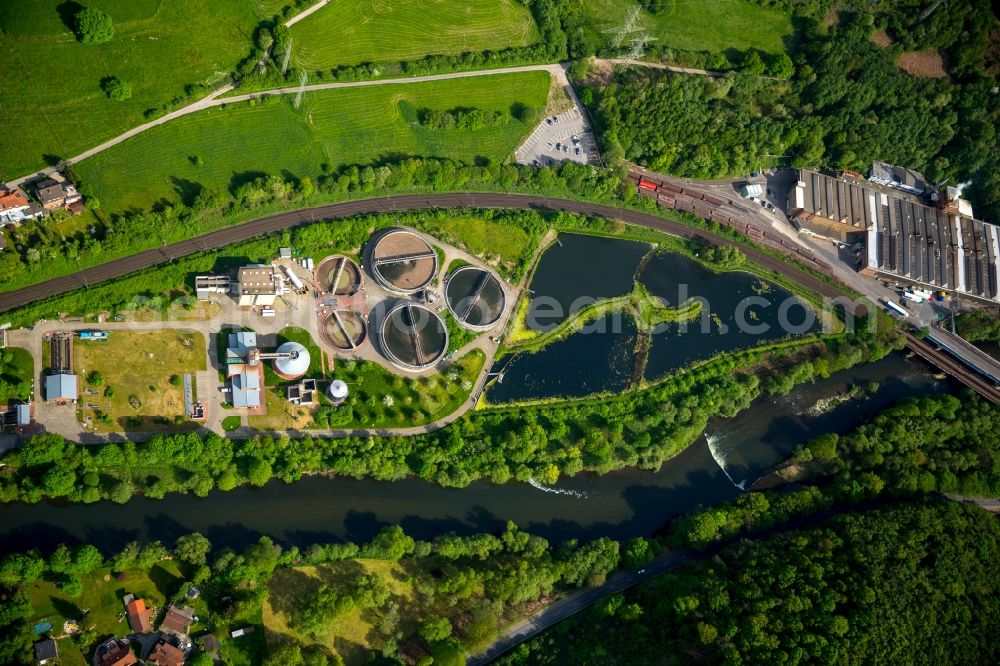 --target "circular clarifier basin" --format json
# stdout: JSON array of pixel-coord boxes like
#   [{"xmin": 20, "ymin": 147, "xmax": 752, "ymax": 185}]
[
  {"xmin": 322, "ymin": 309, "xmax": 367, "ymax": 350},
  {"xmin": 370, "ymin": 229, "xmax": 437, "ymax": 294},
  {"xmin": 445, "ymin": 266, "xmax": 506, "ymax": 330},
  {"xmin": 379, "ymin": 303, "xmax": 448, "ymax": 371},
  {"xmin": 316, "ymin": 255, "xmax": 362, "ymax": 296}
]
